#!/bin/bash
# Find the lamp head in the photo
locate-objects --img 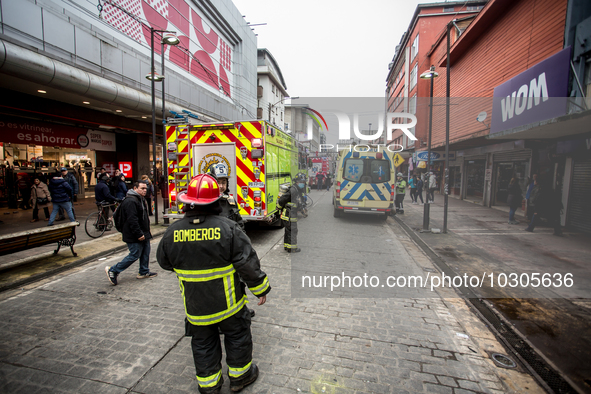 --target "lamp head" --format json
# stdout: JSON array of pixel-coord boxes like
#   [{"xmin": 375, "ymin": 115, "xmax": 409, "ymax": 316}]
[
  {"xmin": 420, "ymin": 66, "xmax": 439, "ymax": 80},
  {"xmin": 161, "ymin": 33, "xmax": 180, "ymax": 46},
  {"xmin": 145, "ymin": 71, "xmax": 164, "ymax": 82}
]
